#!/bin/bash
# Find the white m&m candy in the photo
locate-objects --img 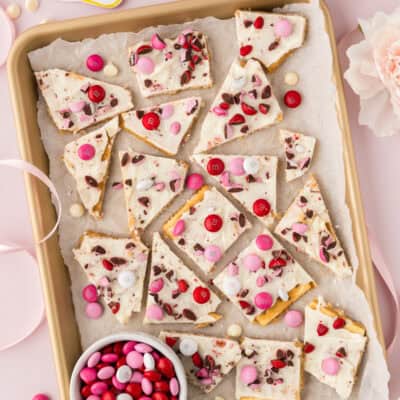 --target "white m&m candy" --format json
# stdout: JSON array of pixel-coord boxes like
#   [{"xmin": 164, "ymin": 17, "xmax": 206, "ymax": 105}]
[
  {"xmin": 118, "ymin": 271, "xmax": 136, "ymax": 288},
  {"xmin": 116, "ymin": 365, "xmax": 132, "ymax": 383},
  {"xmin": 223, "ymin": 276, "xmax": 241, "ymax": 297},
  {"xmin": 243, "ymin": 157, "xmax": 260, "ymax": 175},
  {"xmin": 143, "ymin": 353, "xmax": 155, "ymax": 370},
  {"xmin": 179, "ymin": 338, "xmax": 198, "ymax": 356}
]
